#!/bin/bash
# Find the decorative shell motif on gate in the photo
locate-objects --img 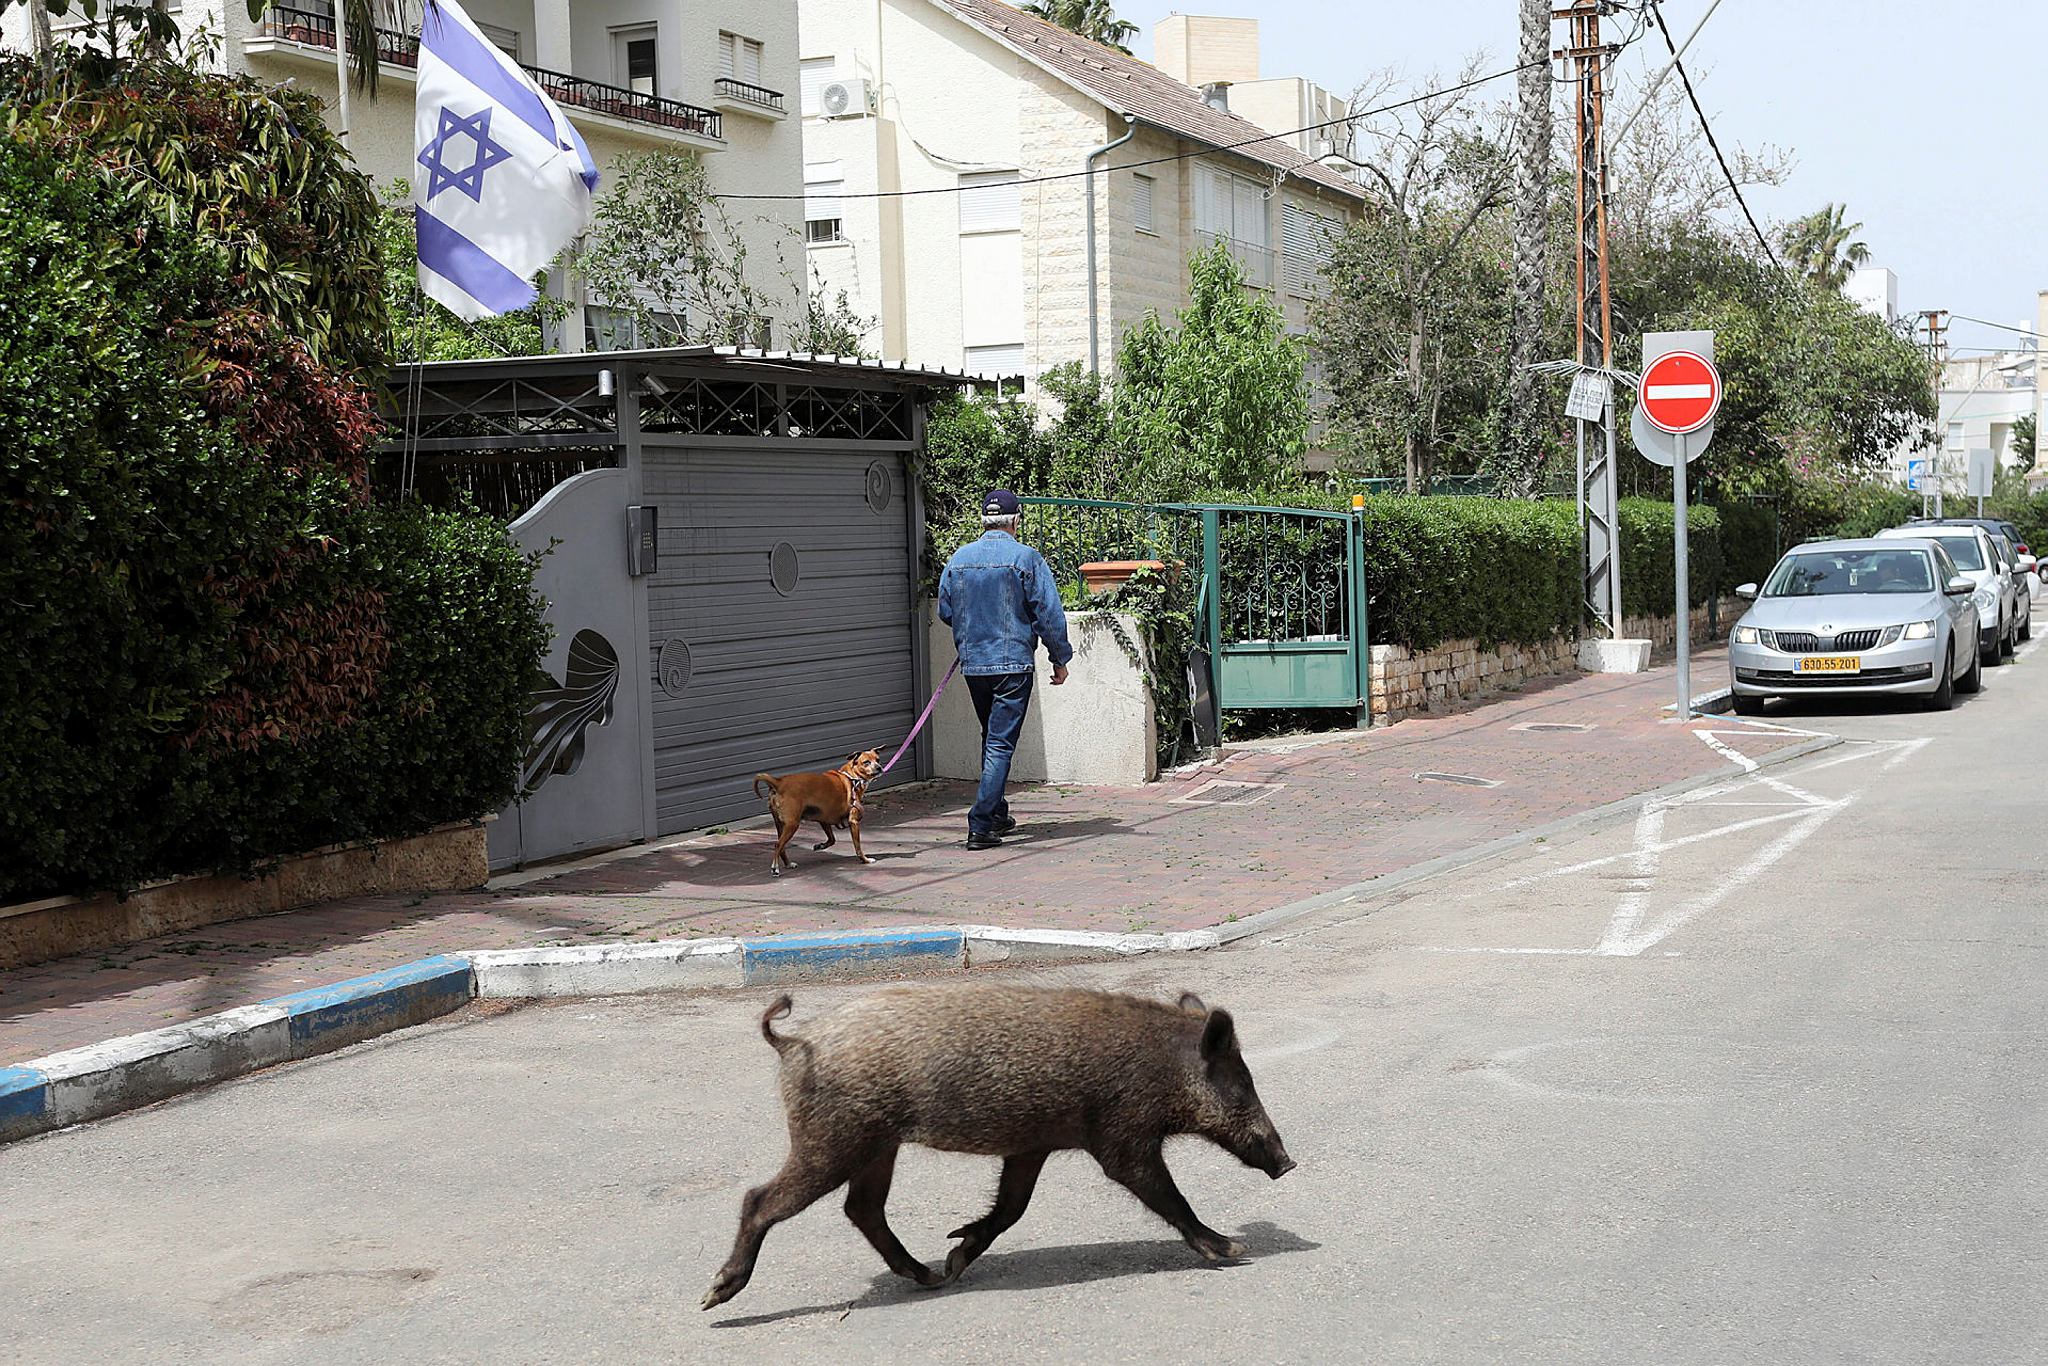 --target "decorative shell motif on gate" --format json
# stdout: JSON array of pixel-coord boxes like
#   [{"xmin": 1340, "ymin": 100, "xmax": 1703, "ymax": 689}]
[{"xmin": 519, "ymin": 629, "xmax": 619, "ymax": 794}]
